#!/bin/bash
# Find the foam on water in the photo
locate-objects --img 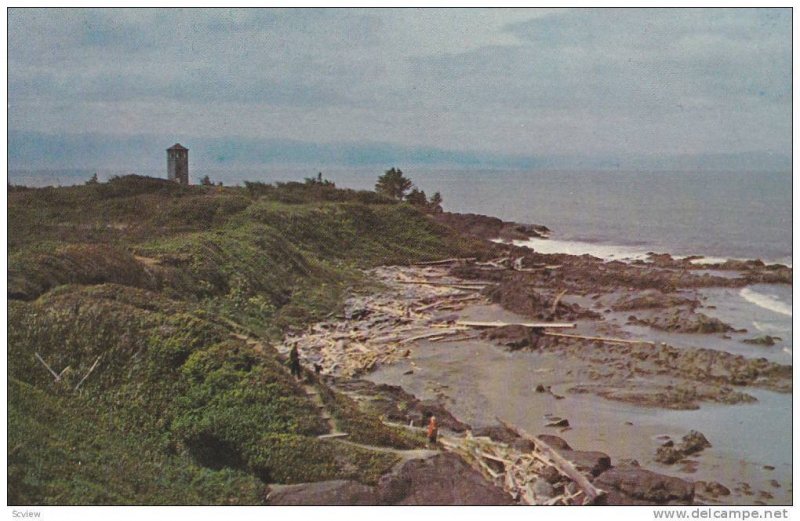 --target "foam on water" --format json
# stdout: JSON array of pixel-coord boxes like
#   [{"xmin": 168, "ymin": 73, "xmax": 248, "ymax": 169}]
[
  {"xmin": 510, "ymin": 237, "xmax": 653, "ymax": 261},
  {"xmin": 740, "ymin": 287, "xmax": 792, "ymax": 317},
  {"xmin": 509, "ymin": 236, "xmax": 791, "ymax": 267}
]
